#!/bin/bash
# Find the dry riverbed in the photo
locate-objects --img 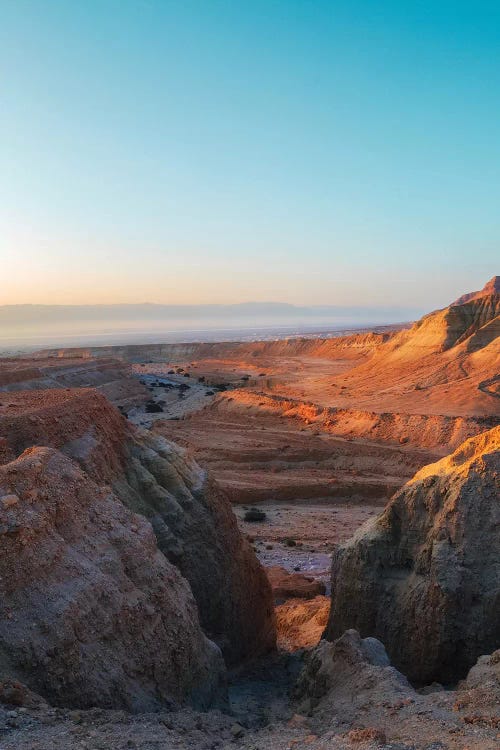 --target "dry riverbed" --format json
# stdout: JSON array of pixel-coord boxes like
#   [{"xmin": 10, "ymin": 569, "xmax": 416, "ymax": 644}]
[{"xmin": 234, "ymin": 501, "xmax": 381, "ymax": 592}]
